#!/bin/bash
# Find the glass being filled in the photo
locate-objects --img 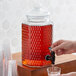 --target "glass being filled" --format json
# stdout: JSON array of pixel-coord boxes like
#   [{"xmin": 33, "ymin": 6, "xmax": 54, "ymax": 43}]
[{"xmin": 47, "ymin": 66, "xmax": 61, "ymax": 76}]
